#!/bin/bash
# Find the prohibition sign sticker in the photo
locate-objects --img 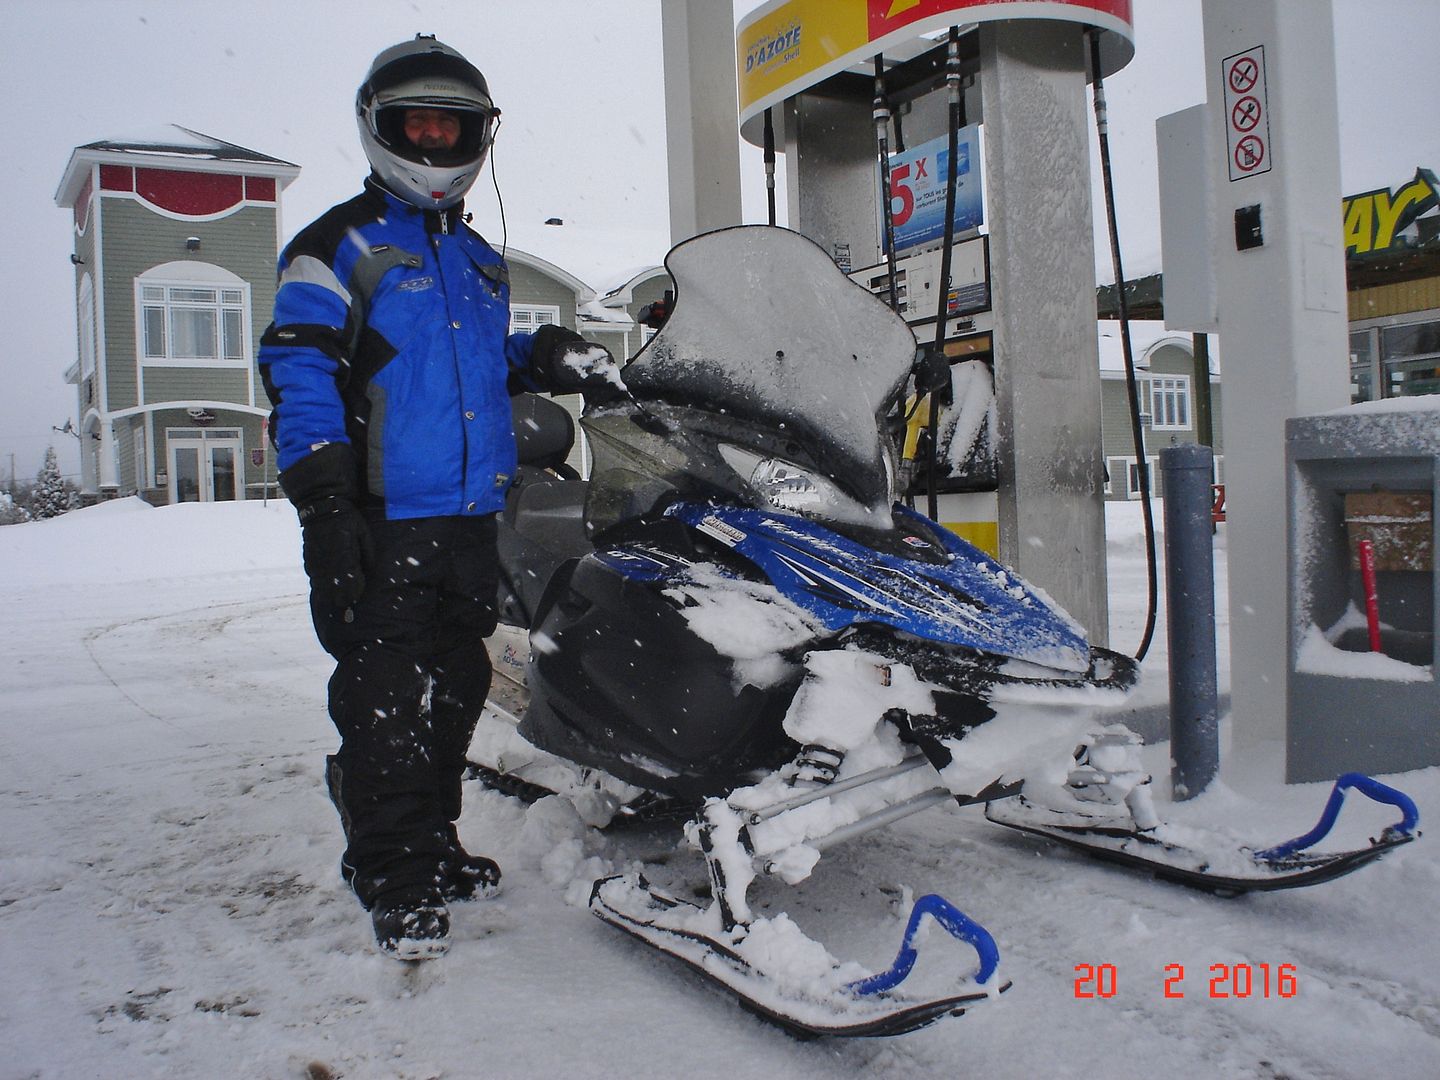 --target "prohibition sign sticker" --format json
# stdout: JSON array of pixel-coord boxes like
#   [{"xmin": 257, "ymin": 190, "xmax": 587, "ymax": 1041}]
[
  {"xmin": 1235, "ymin": 135, "xmax": 1264, "ymax": 172},
  {"xmin": 1228, "ymin": 56, "xmax": 1259, "ymax": 94},
  {"xmin": 1222, "ymin": 46, "xmax": 1271, "ymax": 180},
  {"xmin": 1232, "ymin": 95, "xmax": 1261, "ymax": 132}
]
